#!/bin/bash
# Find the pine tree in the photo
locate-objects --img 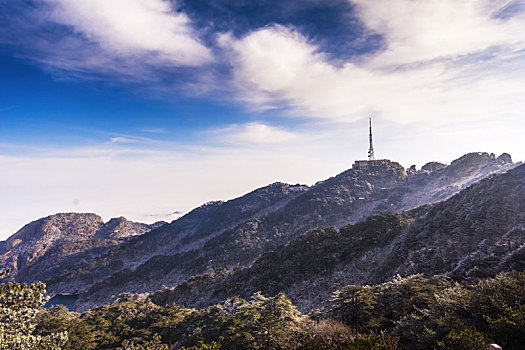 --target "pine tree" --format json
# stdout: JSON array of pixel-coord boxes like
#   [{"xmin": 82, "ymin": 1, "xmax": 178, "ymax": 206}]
[{"xmin": 0, "ymin": 269, "xmax": 68, "ymax": 349}]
